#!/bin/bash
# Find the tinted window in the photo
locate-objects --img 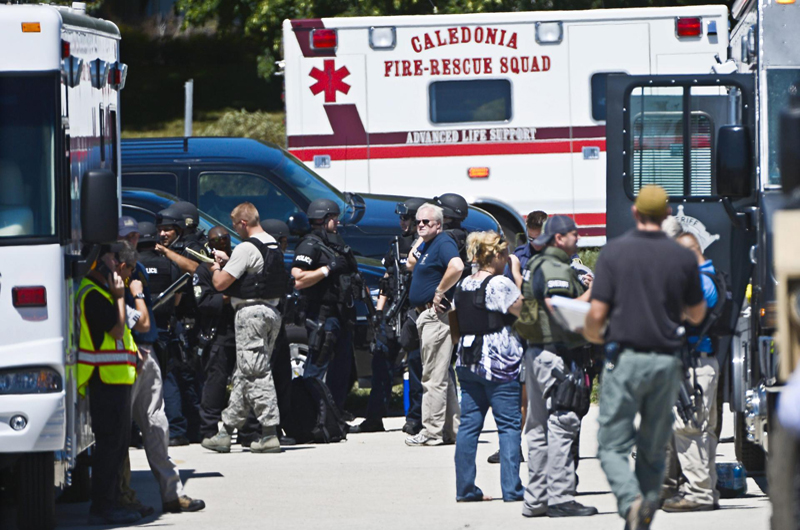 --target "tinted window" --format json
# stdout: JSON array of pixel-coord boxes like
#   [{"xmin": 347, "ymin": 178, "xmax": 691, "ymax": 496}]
[
  {"xmin": 591, "ymin": 72, "xmax": 625, "ymax": 121},
  {"xmin": 429, "ymin": 79, "xmax": 511, "ymax": 124},
  {"xmin": 123, "ymin": 172, "xmax": 178, "ymax": 196},
  {"xmin": 122, "ymin": 205, "xmax": 156, "ymax": 224},
  {"xmin": 198, "ymin": 172, "xmax": 301, "ymax": 230}
]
